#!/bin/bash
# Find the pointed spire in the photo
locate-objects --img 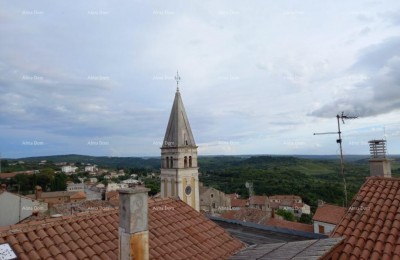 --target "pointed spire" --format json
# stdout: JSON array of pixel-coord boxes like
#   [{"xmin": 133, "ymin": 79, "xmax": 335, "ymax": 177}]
[{"xmin": 162, "ymin": 78, "xmax": 196, "ymax": 148}]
